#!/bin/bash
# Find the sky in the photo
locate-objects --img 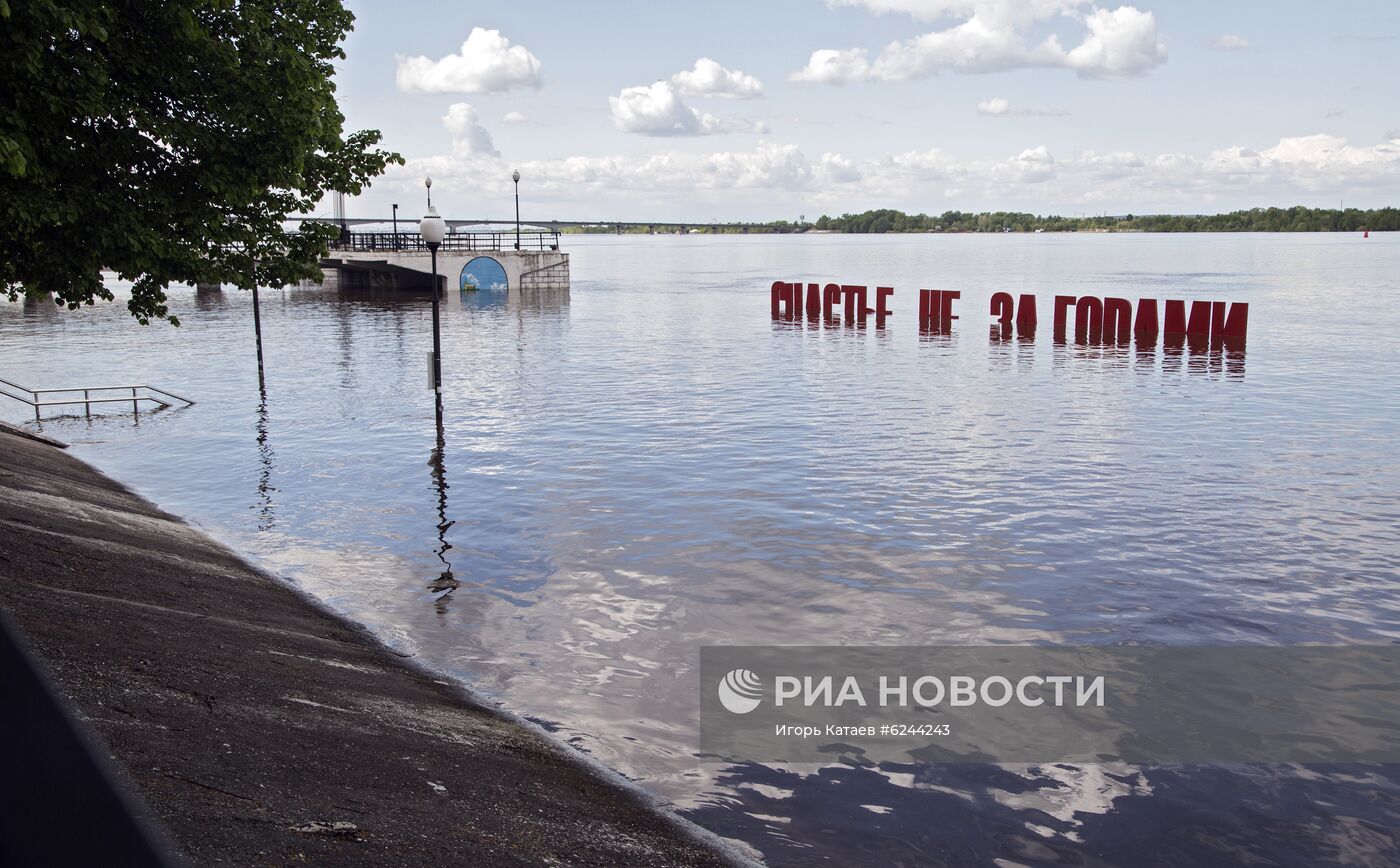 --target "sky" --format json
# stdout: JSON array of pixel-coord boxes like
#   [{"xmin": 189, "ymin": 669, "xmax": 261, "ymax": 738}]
[{"xmin": 327, "ymin": 0, "xmax": 1400, "ymax": 222}]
